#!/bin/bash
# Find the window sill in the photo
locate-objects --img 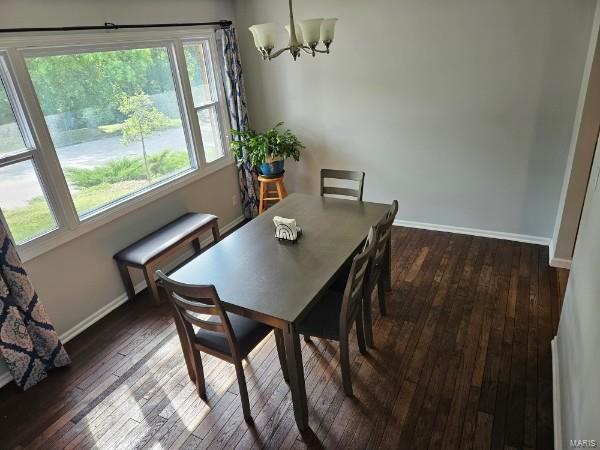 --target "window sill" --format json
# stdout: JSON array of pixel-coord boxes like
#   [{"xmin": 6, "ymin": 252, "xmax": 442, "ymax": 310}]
[{"xmin": 17, "ymin": 156, "xmax": 235, "ymax": 263}]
